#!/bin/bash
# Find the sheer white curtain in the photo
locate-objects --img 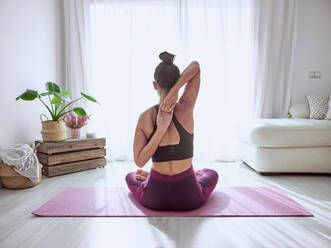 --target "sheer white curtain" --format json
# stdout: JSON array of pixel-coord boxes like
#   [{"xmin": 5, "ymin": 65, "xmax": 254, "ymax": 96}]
[
  {"xmin": 251, "ymin": 0, "xmax": 297, "ymax": 118},
  {"xmin": 88, "ymin": 0, "xmax": 254, "ymax": 161},
  {"xmin": 63, "ymin": 0, "xmax": 91, "ymax": 104}
]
